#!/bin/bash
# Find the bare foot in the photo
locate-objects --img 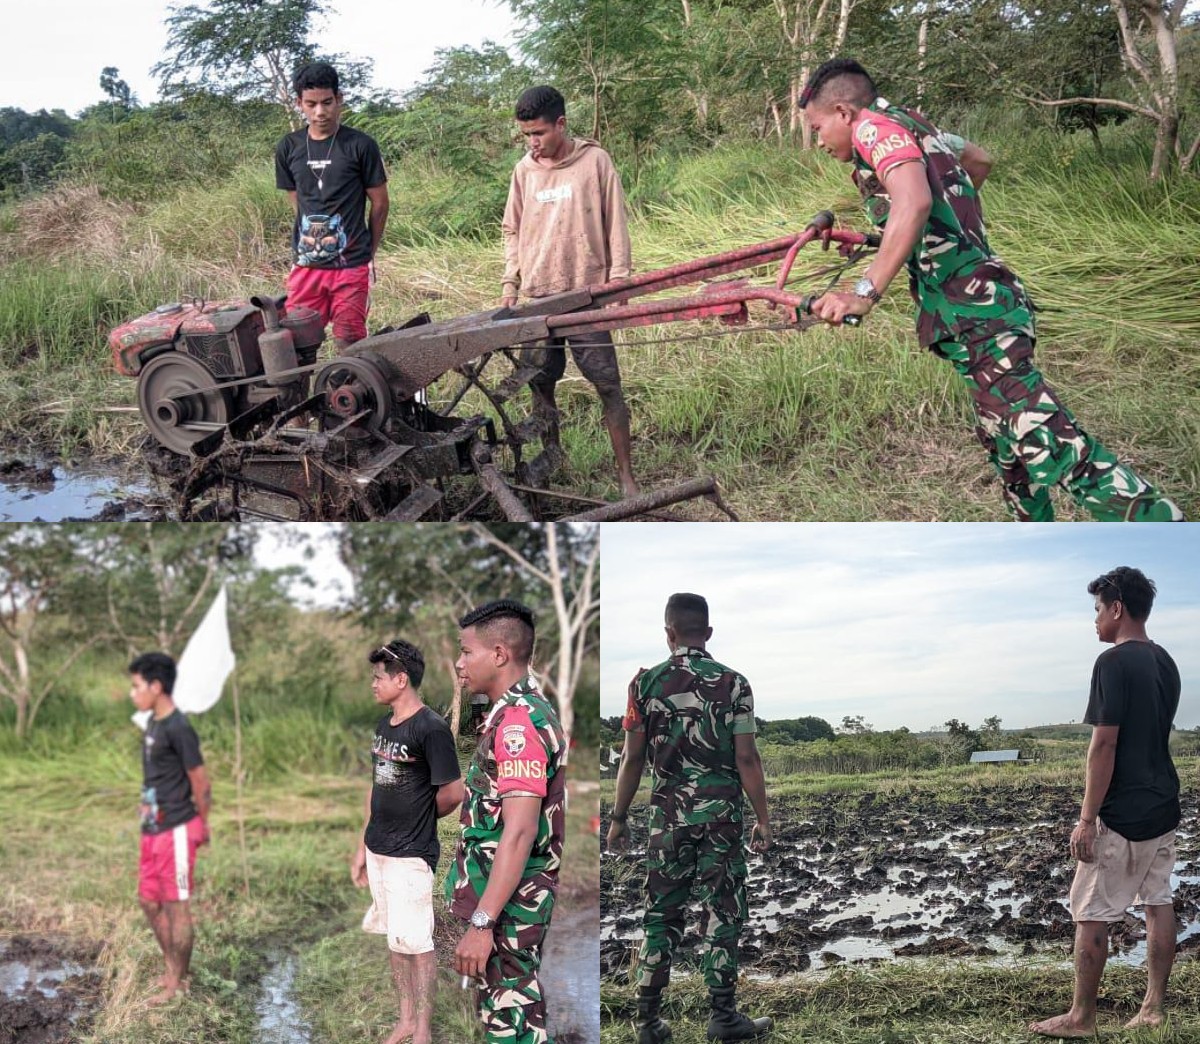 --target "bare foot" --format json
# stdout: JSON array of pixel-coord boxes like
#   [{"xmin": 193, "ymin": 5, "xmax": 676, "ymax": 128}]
[
  {"xmin": 1028, "ymin": 1013, "xmax": 1096, "ymax": 1038},
  {"xmin": 619, "ymin": 479, "xmax": 640, "ymax": 500},
  {"xmin": 146, "ymin": 984, "xmax": 185, "ymax": 1007},
  {"xmin": 382, "ymin": 1021, "xmax": 414, "ymax": 1044},
  {"xmin": 1125, "ymin": 1008, "xmax": 1164, "ymax": 1029},
  {"xmin": 156, "ymin": 975, "xmax": 189, "ymax": 991}
]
